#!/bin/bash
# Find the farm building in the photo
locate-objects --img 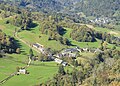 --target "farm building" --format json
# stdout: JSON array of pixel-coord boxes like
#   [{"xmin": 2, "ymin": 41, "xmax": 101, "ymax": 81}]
[
  {"xmin": 54, "ymin": 58, "xmax": 63, "ymax": 64},
  {"xmin": 54, "ymin": 58, "xmax": 68, "ymax": 66},
  {"xmin": 17, "ymin": 68, "xmax": 28, "ymax": 75},
  {"xmin": 33, "ymin": 43, "xmax": 44, "ymax": 48}
]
